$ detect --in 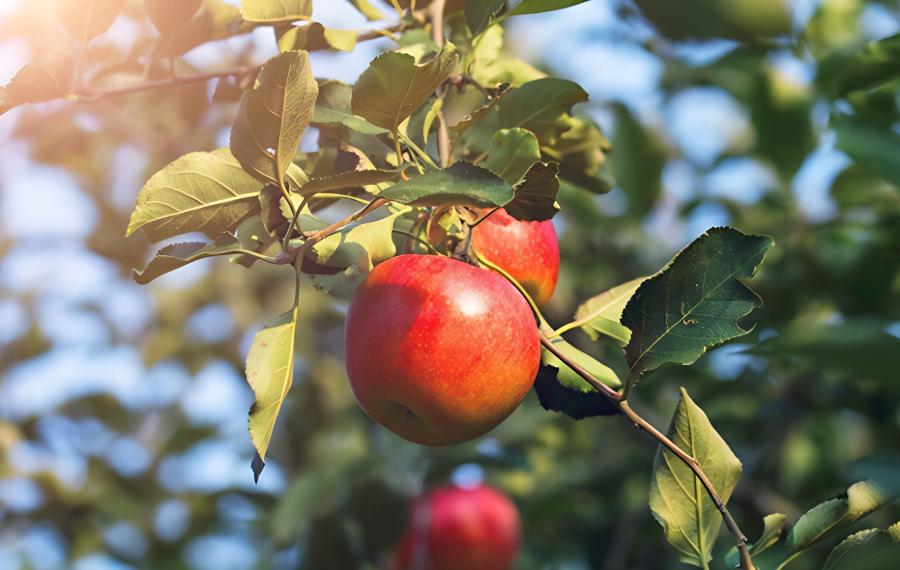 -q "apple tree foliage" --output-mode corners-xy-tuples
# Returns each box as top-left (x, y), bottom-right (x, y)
(1, 0), (898, 568)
